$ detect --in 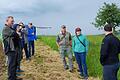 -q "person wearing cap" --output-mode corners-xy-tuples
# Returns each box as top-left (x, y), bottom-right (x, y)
(100, 24), (120, 80)
(72, 27), (89, 79)
(56, 25), (73, 72)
